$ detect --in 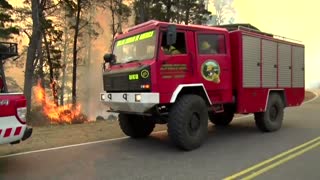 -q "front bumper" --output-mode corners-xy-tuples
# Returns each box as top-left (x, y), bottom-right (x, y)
(100, 92), (160, 113)
(10, 126), (33, 145)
